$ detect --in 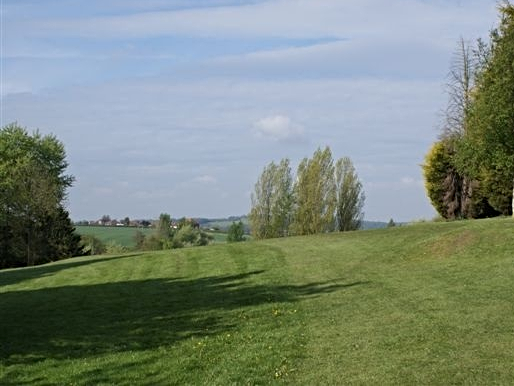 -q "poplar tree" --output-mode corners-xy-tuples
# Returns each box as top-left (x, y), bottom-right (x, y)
(292, 147), (336, 235)
(249, 158), (293, 239)
(335, 157), (365, 231)
(270, 159), (294, 237)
